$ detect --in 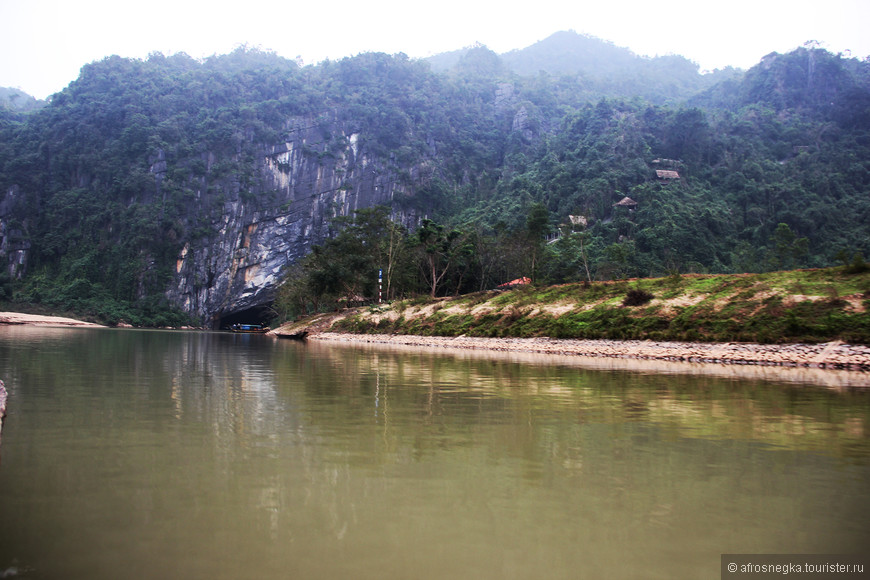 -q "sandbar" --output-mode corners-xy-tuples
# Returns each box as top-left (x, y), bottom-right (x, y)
(0, 312), (103, 327)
